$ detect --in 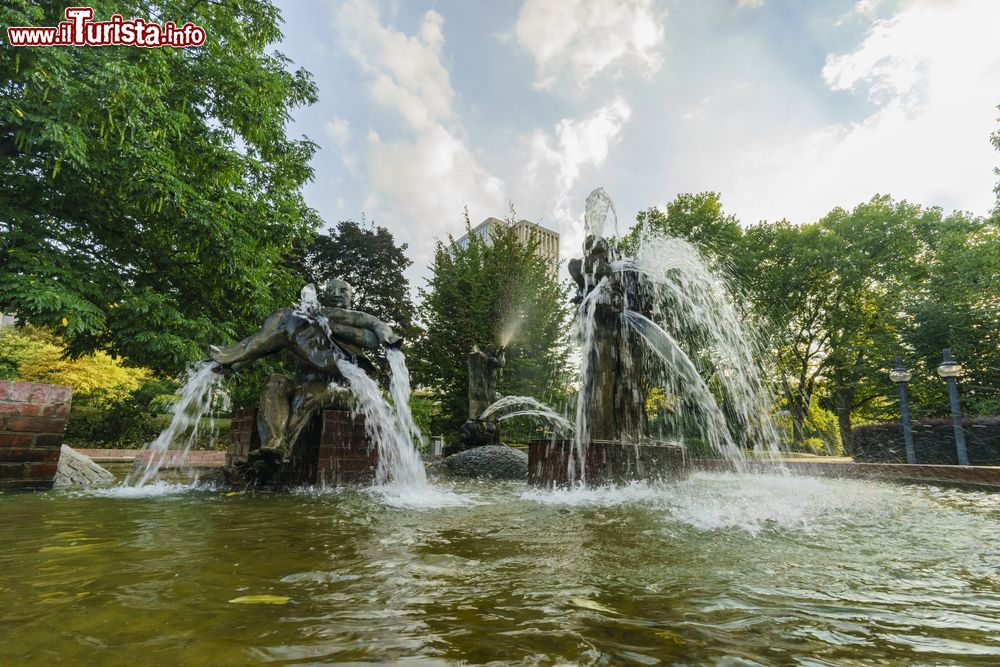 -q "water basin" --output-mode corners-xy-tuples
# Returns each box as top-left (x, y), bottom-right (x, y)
(1, 473), (997, 665)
